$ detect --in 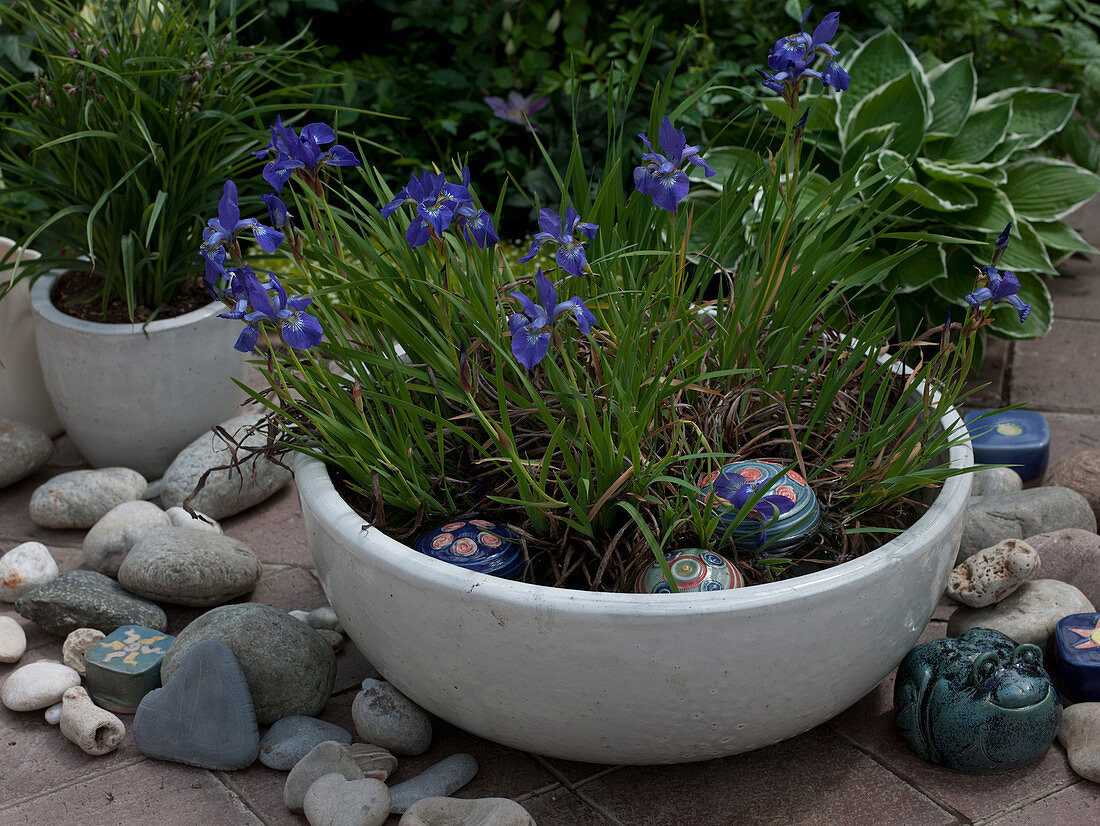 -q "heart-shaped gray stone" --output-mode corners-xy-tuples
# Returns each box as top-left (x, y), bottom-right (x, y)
(132, 639), (259, 770)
